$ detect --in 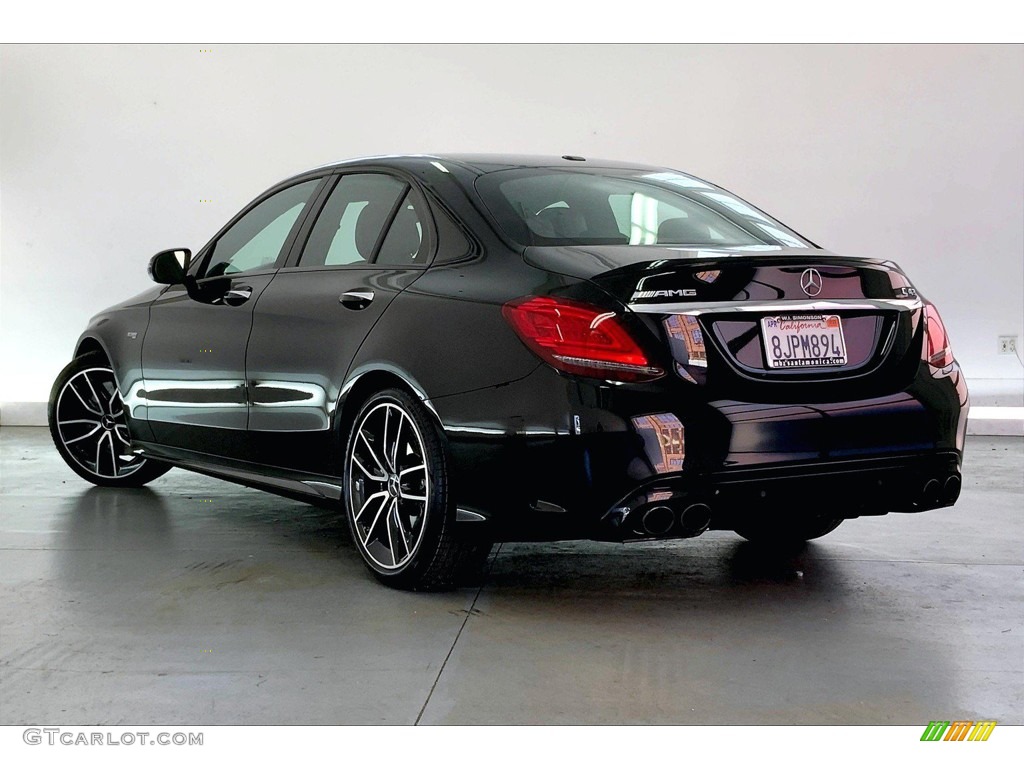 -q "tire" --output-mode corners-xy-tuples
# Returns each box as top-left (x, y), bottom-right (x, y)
(48, 352), (170, 487)
(344, 387), (490, 591)
(733, 514), (843, 545)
